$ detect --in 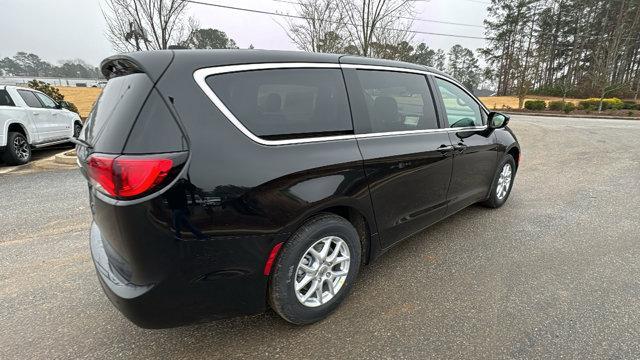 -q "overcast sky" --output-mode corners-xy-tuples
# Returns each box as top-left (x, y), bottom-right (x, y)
(0, 0), (488, 67)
